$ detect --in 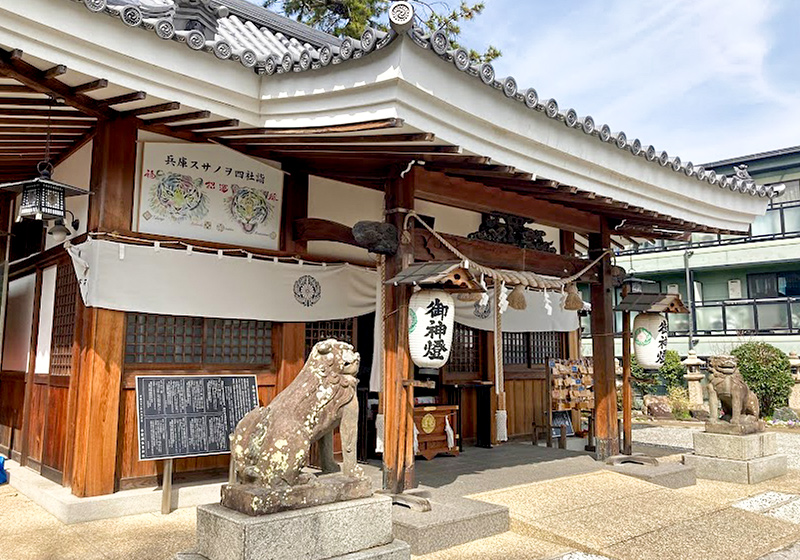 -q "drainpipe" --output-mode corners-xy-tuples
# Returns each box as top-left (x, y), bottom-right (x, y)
(684, 250), (695, 351)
